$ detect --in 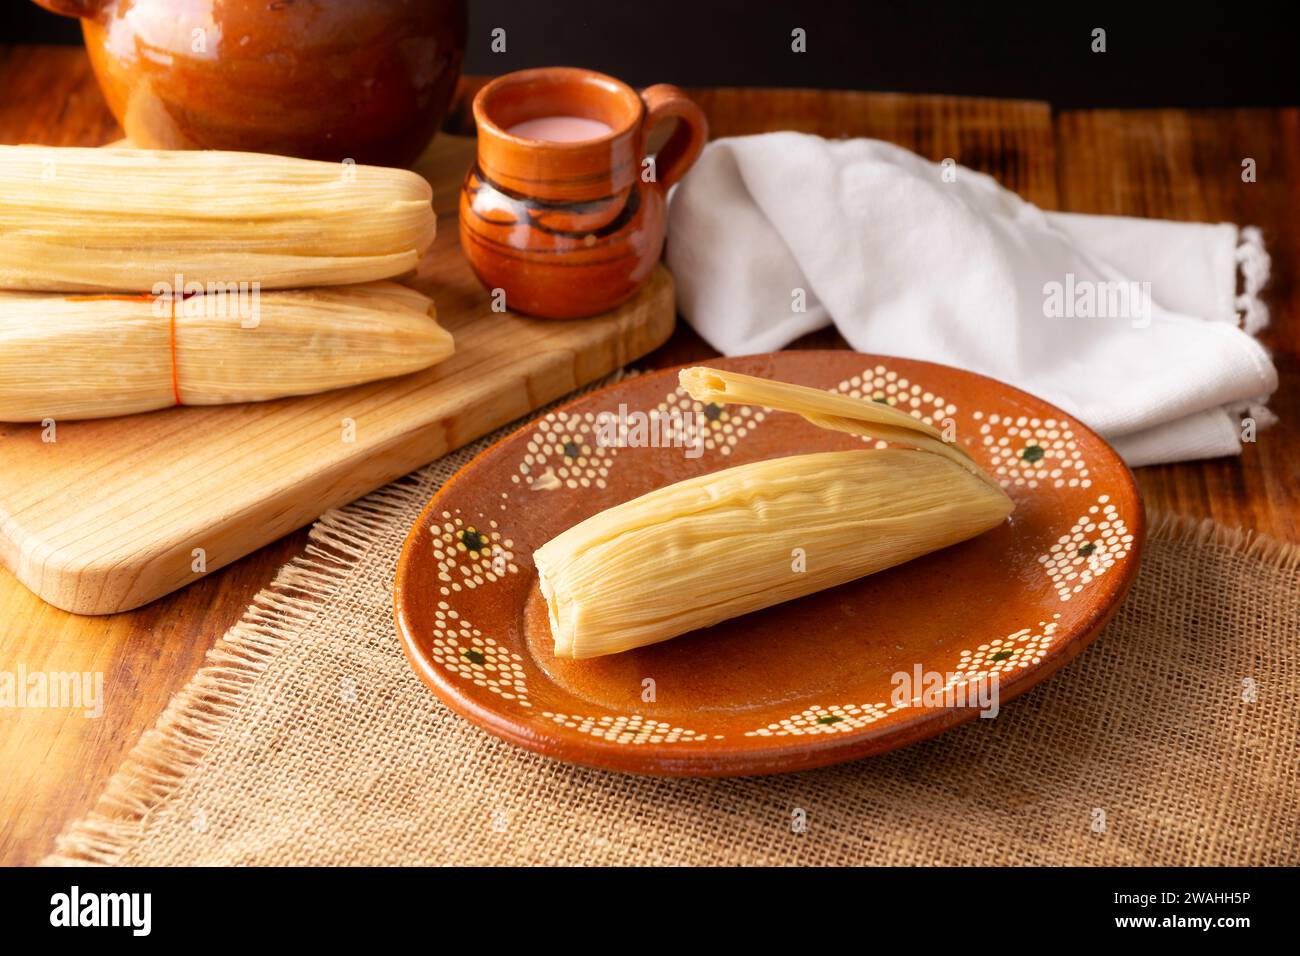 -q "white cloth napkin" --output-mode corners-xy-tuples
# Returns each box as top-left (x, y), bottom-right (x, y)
(665, 132), (1277, 466)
